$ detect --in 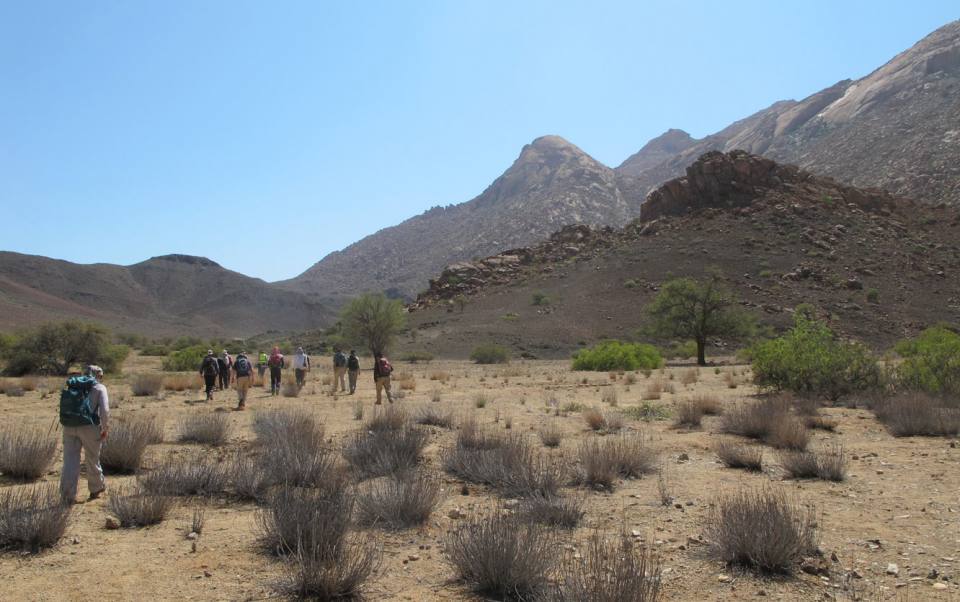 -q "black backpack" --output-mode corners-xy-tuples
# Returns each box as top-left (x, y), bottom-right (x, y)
(235, 356), (251, 376)
(202, 356), (219, 375)
(347, 355), (360, 370)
